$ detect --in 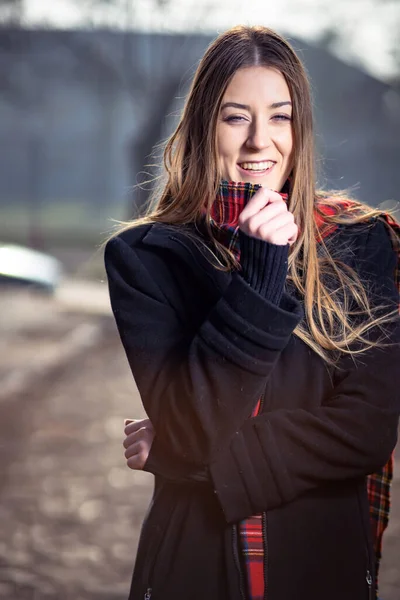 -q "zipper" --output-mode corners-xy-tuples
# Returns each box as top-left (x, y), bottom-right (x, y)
(364, 551), (374, 600)
(262, 513), (268, 600)
(232, 524), (246, 600)
(144, 588), (152, 600)
(356, 487), (375, 600)
(366, 570), (373, 600)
